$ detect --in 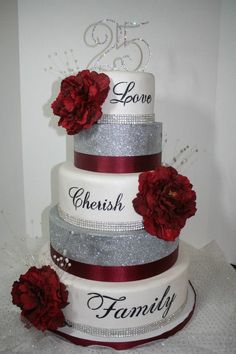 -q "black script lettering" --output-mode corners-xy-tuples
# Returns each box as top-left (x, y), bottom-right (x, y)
(114, 305), (149, 319)
(82, 191), (91, 209)
(68, 187), (125, 212)
(106, 201), (114, 211)
(96, 201), (102, 210)
(111, 81), (135, 105)
(147, 95), (152, 103)
(113, 193), (125, 211)
(86, 287), (177, 321)
(162, 293), (177, 318)
(110, 81), (152, 106)
(128, 305), (149, 317)
(90, 201), (97, 210)
(157, 285), (177, 318)
(149, 297), (159, 314)
(87, 293), (126, 319)
(69, 187), (84, 209)
(114, 308), (129, 319)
